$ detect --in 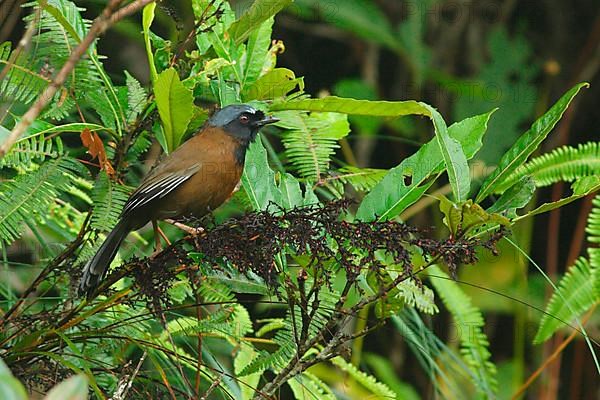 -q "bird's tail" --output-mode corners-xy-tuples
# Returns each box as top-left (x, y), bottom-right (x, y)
(79, 219), (130, 298)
